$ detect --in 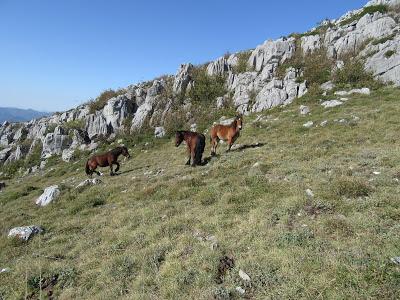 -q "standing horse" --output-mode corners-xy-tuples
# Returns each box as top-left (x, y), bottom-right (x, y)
(85, 146), (130, 177)
(210, 115), (243, 156)
(175, 131), (205, 166)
